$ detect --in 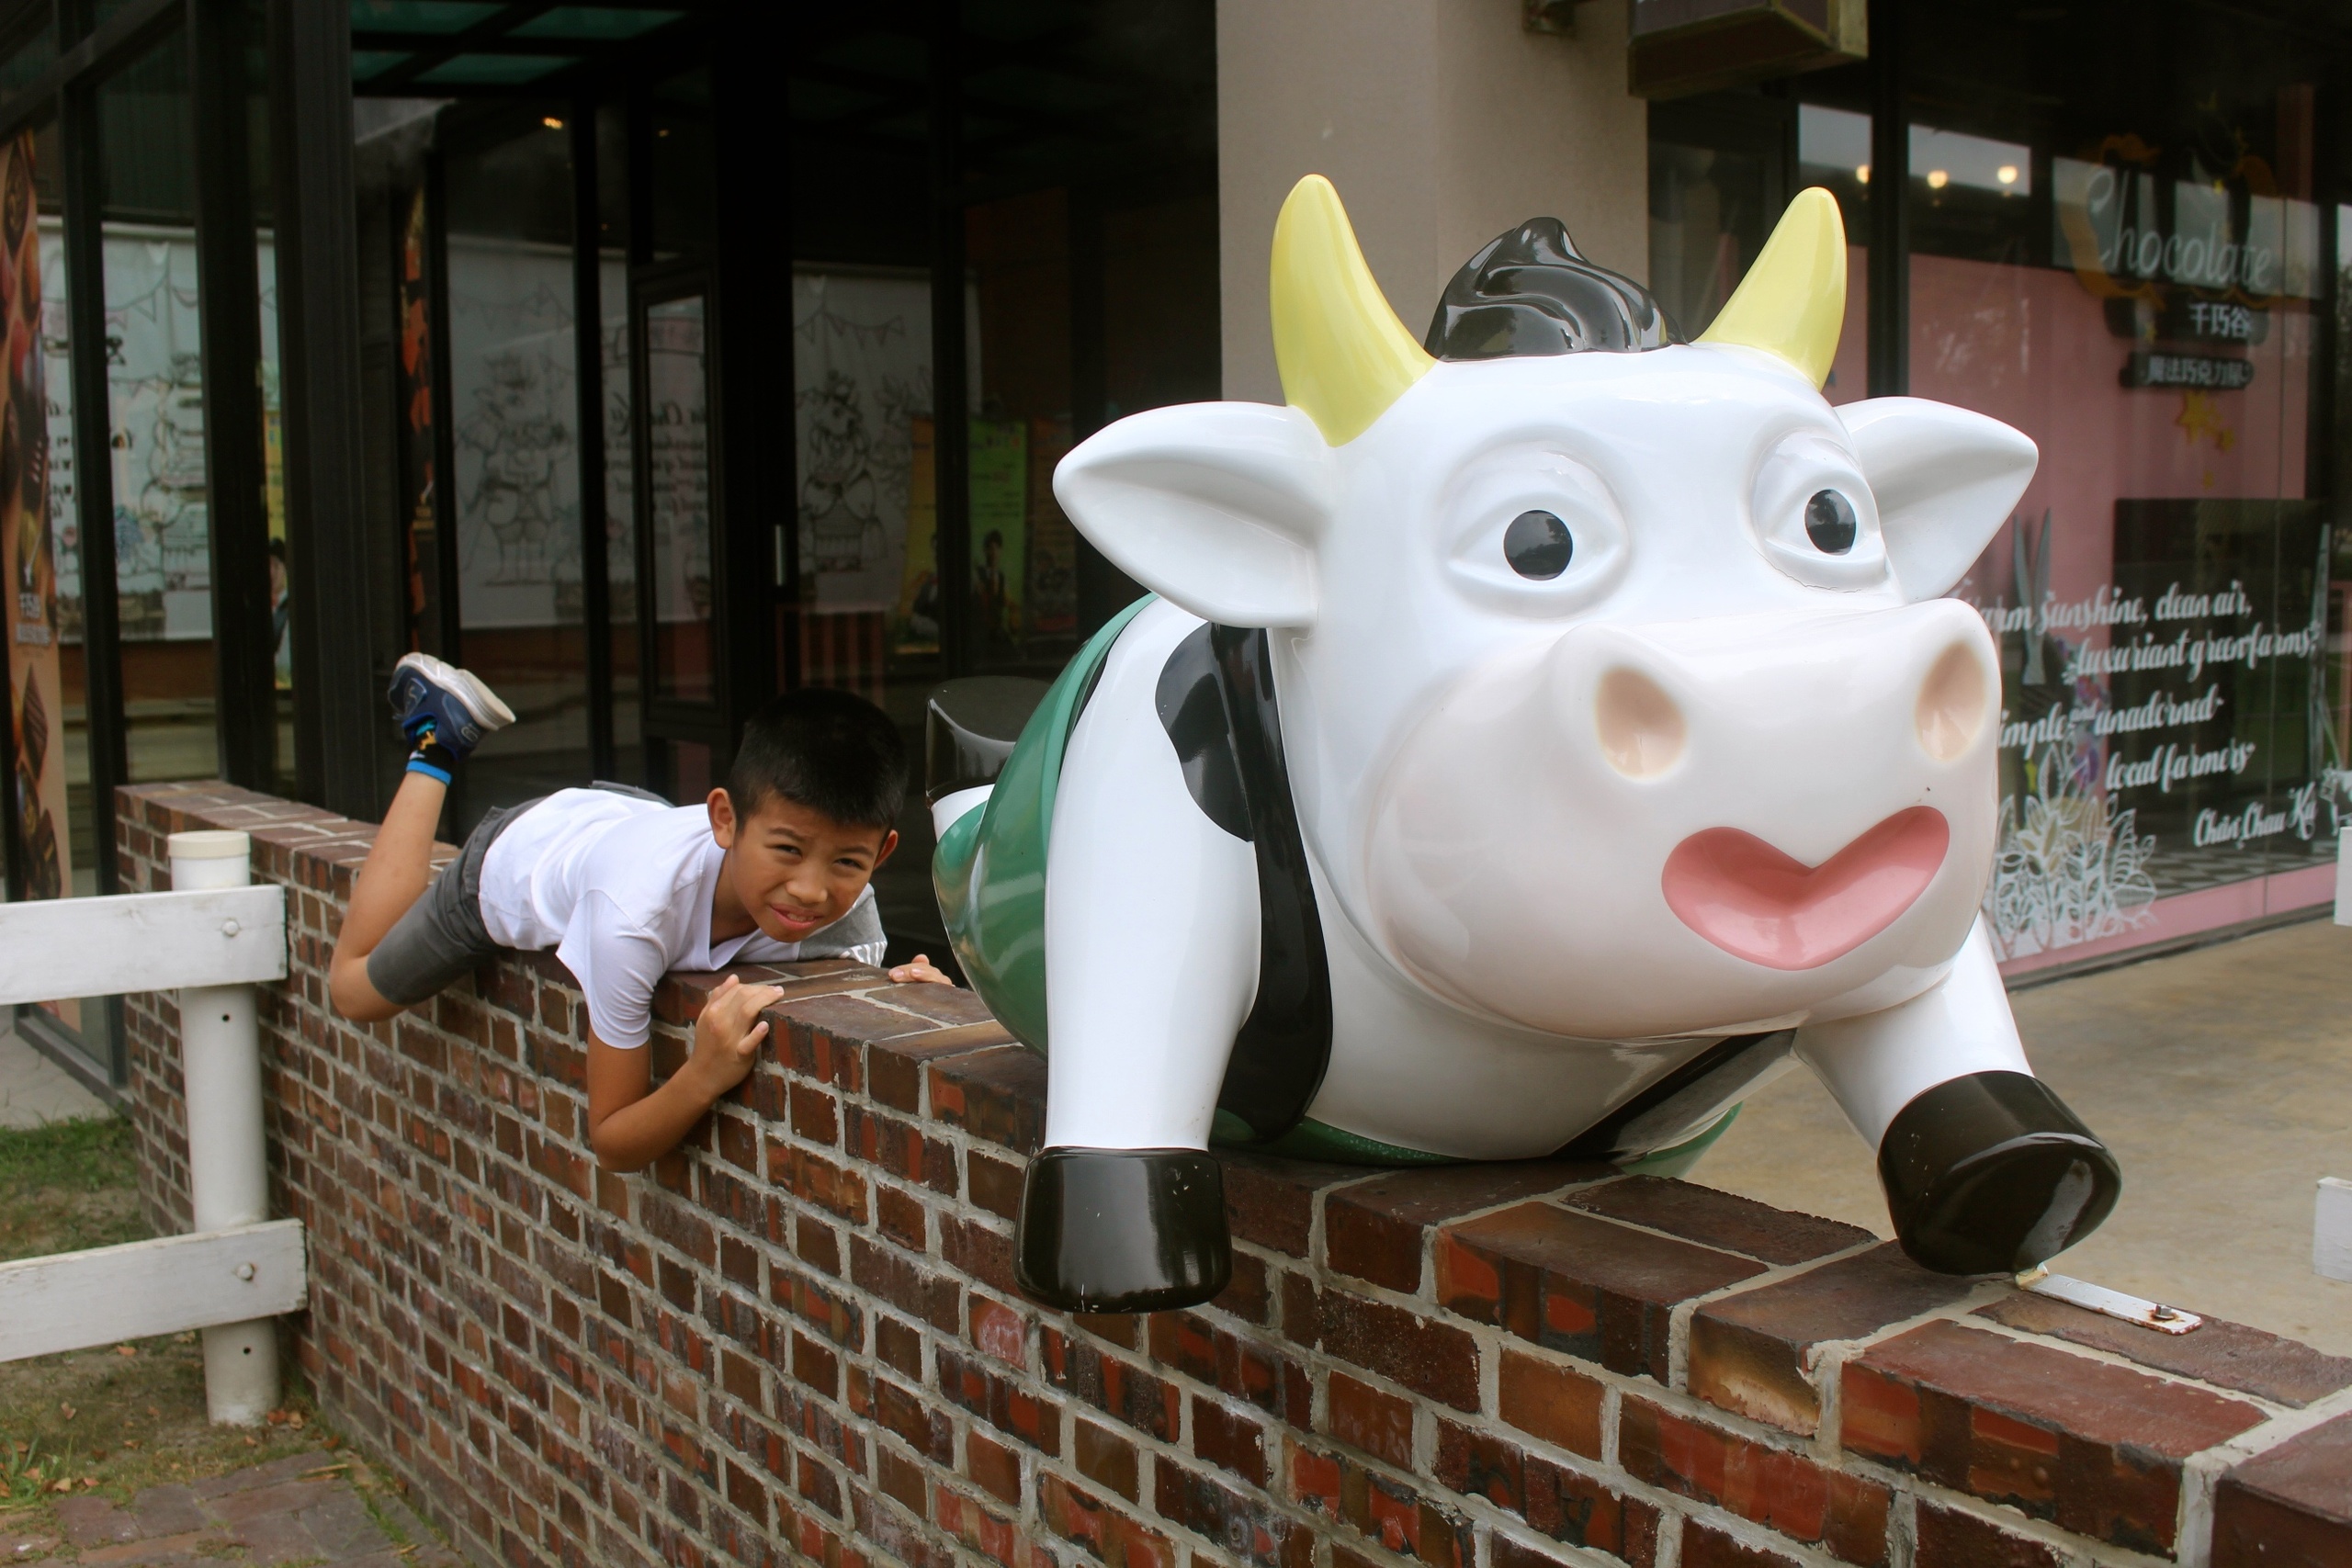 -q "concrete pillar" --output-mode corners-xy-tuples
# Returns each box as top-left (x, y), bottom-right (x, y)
(1216, 0), (1648, 403)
